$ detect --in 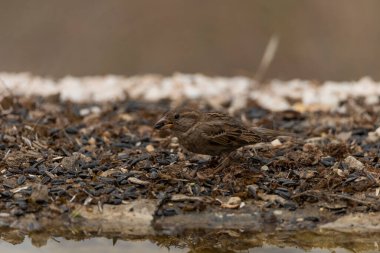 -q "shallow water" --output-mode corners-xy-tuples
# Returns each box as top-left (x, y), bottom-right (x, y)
(0, 237), (356, 253)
